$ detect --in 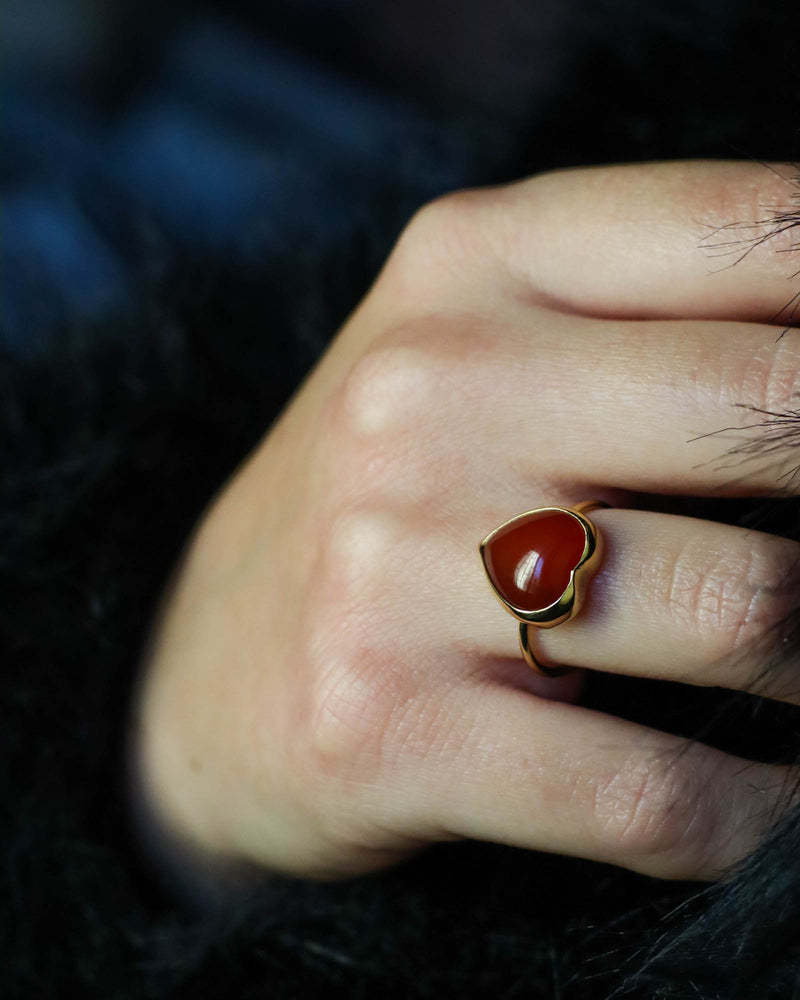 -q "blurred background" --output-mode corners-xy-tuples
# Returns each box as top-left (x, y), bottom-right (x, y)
(5, 0), (550, 357)
(5, 0), (799, 359)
